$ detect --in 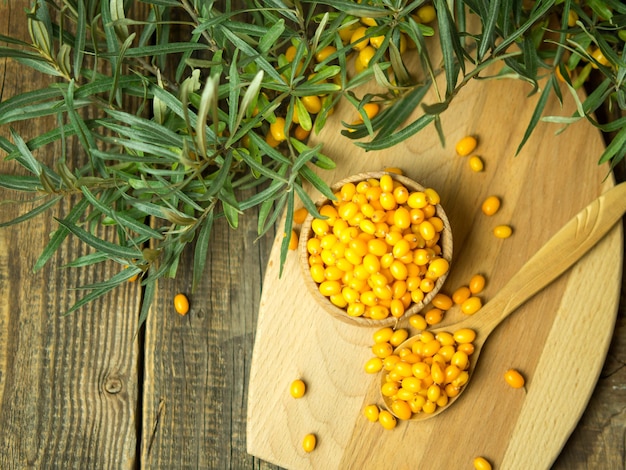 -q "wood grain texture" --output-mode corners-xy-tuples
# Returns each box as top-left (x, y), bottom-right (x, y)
(0, 1), (623, 469)
(0, 1), (141, 468)
(247, 66), (624, 469)
(140, 185), (276, 469)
